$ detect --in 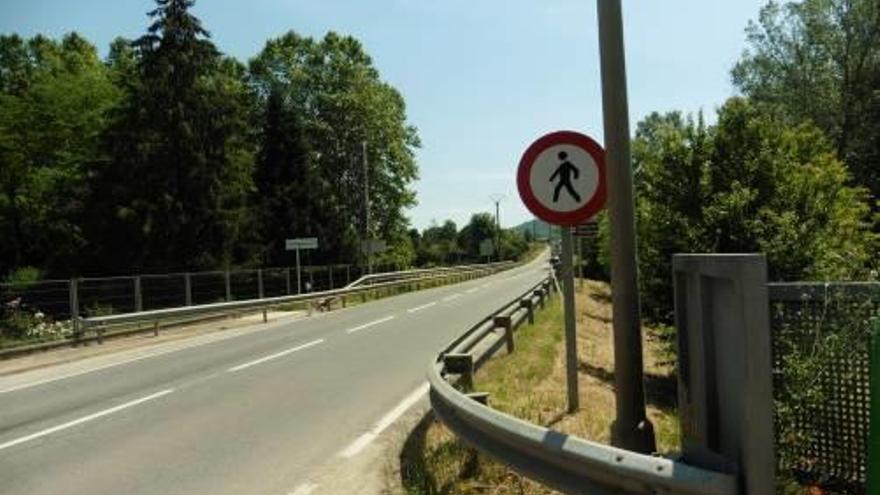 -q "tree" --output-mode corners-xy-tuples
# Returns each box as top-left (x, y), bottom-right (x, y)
(253, 86), (327, 266)
(0, 33), (120, 277)
(87, 0), (255, 273)
(249, 31), (420, 266)
(602, 98), (875, 321)
(733, 0), (880, 201)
